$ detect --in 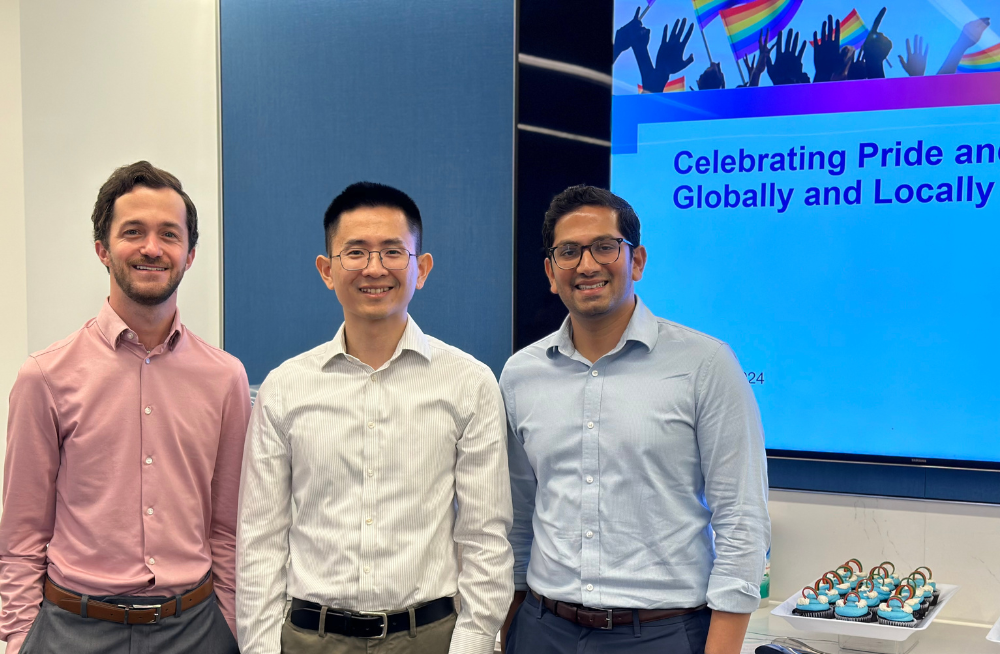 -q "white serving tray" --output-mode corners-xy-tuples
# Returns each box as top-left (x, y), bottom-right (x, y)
(988, 614), (1000, 643)
(771, 584), (959, 642)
